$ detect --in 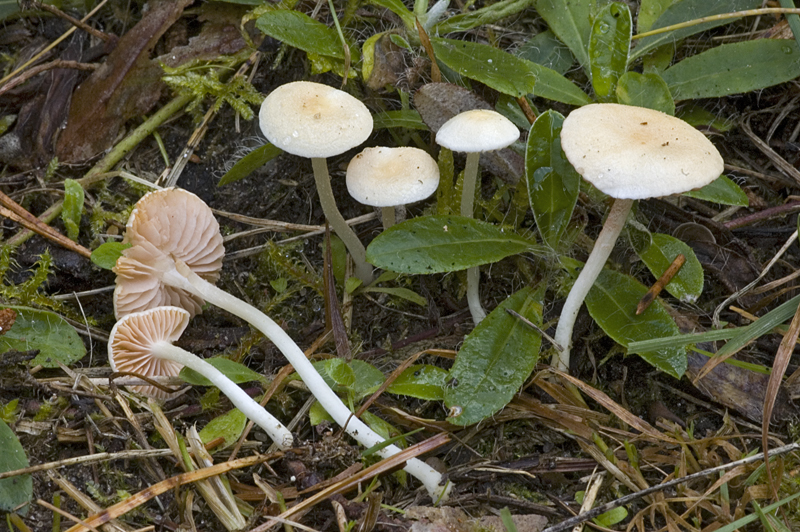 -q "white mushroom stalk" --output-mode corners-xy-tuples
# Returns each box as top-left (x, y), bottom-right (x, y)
(554, 103), (724, 372)
(109, 307), (294, 450)
(436, 110), (519, 325)
(114, 188), (451, 500)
